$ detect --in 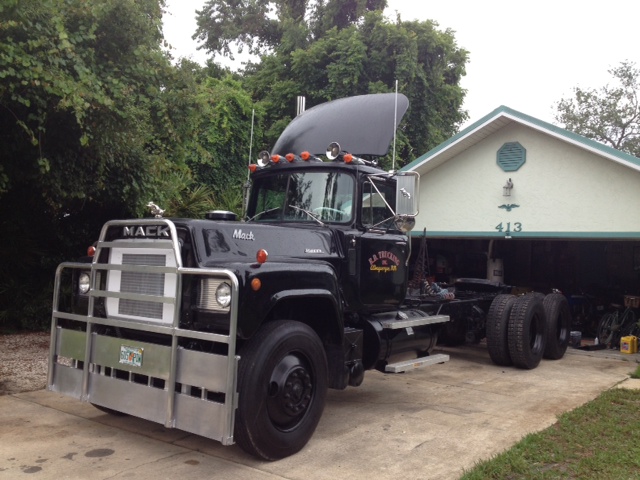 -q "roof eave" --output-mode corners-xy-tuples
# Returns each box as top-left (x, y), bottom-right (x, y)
(402, 106), (640, 174)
